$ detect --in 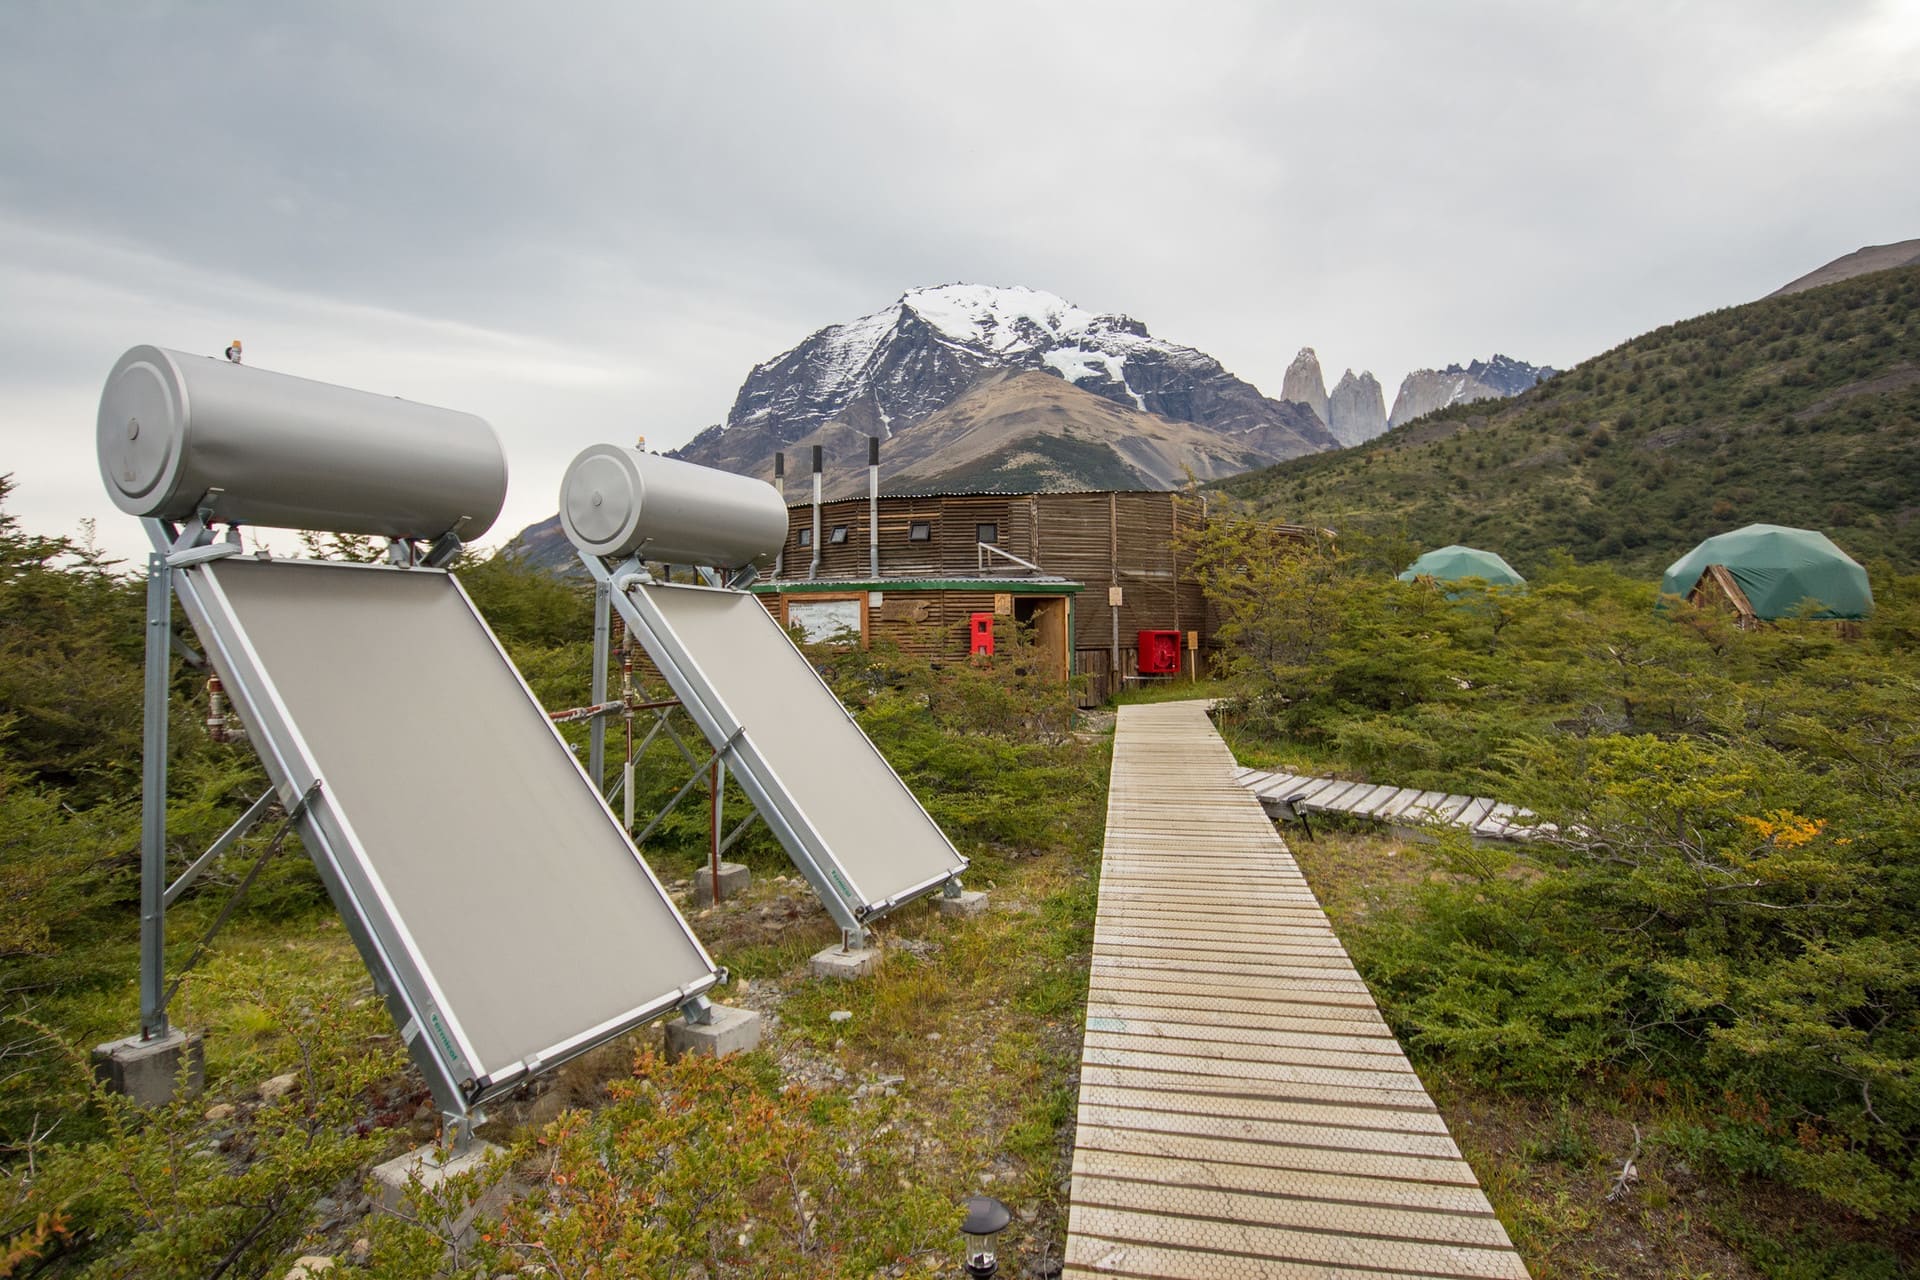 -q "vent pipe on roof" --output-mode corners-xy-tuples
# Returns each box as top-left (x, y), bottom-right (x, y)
(868, 436), (880, 579)
(773, 452), (785, 579)
(809, 446), (823, 580)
